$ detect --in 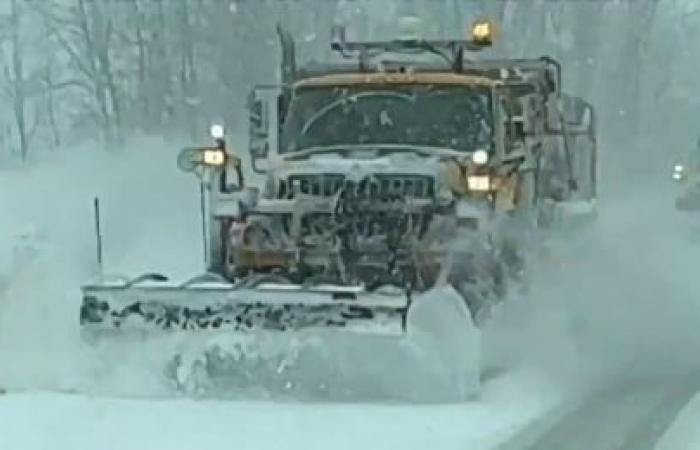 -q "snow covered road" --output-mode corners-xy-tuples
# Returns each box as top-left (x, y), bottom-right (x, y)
(497, 375), (700, 450)
(0, 368), (566, 450)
